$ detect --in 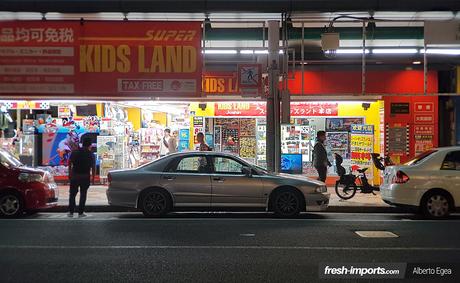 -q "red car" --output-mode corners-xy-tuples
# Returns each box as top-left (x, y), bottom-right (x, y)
(0, 148), (58, 217)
